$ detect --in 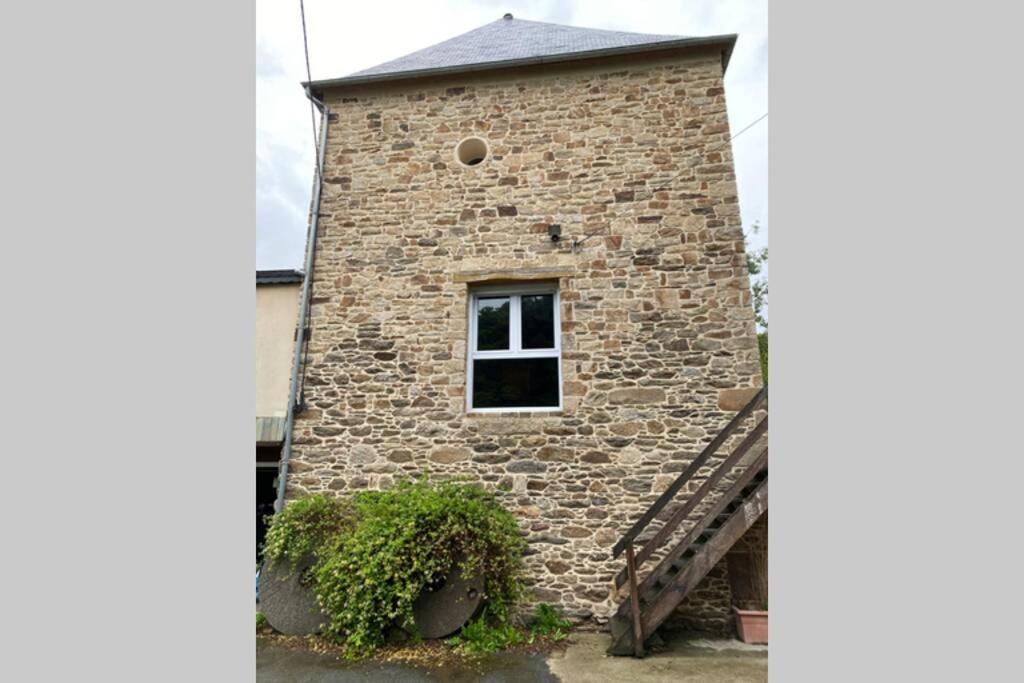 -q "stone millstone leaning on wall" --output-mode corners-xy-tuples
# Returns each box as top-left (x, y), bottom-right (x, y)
(285, 20), (763, 632)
